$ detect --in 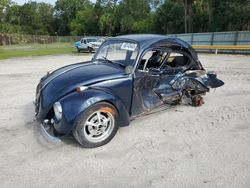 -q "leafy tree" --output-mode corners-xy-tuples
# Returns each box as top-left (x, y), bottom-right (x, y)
(192, 0), (209, 32)
(0, 0), (11, 20)
(0, 0), (12, 32)
(54, 0), (91, 35)
(209, 0), (250, 31)
(38, 3), (54, 34)
(70, 4), (100, 35)
(115, 0), (152, 33)
(0, 0), (250, 36)
(15, 2), (54, 35)
(155, 0), (185, 34)
(98, 0), (117, 35)
(100, 12), (115, 35)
